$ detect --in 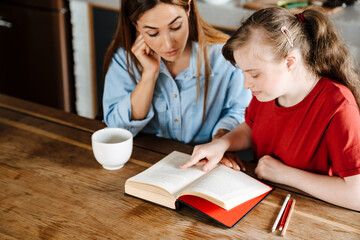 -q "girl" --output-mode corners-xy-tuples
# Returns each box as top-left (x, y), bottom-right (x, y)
(181, 7), (360, 211)
(102, 0), (252, 149)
